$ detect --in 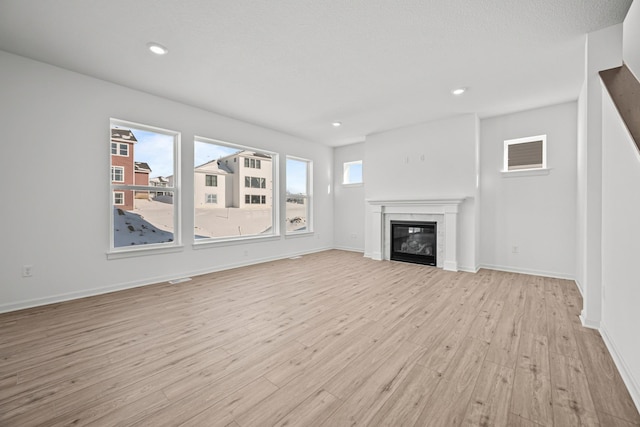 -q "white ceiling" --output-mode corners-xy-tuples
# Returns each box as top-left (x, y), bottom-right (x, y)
(0, 0), (632, 146)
